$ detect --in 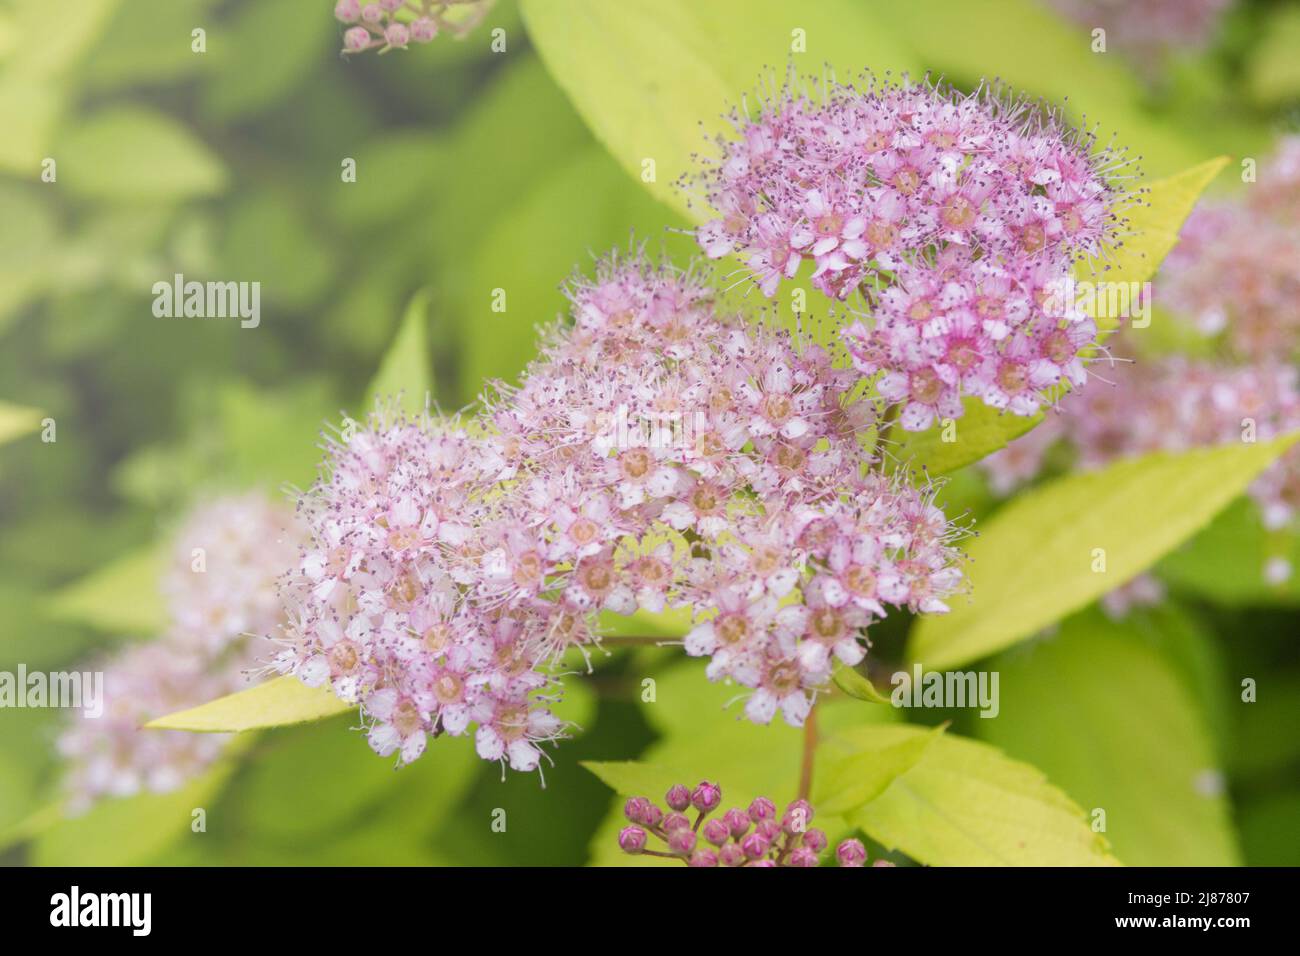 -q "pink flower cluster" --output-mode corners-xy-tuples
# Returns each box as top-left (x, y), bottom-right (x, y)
(1160, 138), (1300, 363)
(618, 781), (890, 867)
(59, 494), (300, 812)
(1045, 0), (1231, 66)
(276, 251), (966, 773)
(334, 0), (492, 55)
(692, 74), (1132, 432)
